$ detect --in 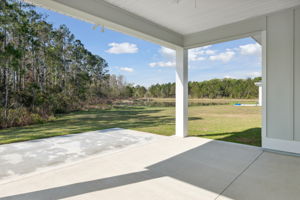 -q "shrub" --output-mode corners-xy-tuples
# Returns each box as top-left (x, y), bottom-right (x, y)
(0, 107), (47, 129)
